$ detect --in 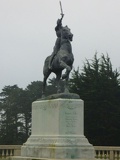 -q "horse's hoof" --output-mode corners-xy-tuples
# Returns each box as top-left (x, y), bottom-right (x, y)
(66, 66), (71, 72)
